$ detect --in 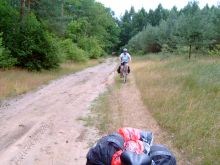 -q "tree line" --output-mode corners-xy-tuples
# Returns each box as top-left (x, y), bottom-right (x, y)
(121, 2), (220, 58)
(0, 1), (220, 70)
